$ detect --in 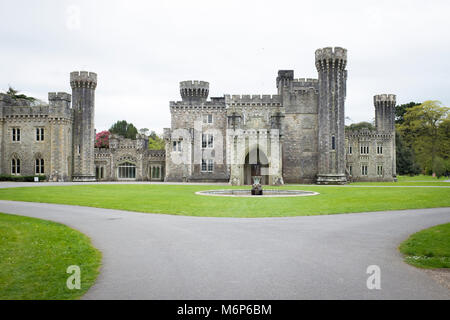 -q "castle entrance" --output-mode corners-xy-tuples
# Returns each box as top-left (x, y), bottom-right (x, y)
(243, 148), (269, 185)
